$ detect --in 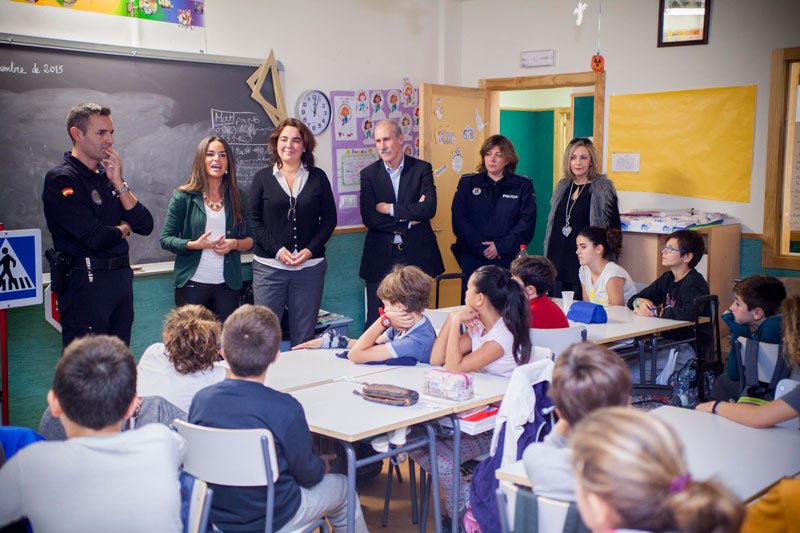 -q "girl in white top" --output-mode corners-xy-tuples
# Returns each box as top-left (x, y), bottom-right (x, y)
(430, 265), (531, 378)
(576, 226), (636, 306)
(137, 304), (226, 413)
